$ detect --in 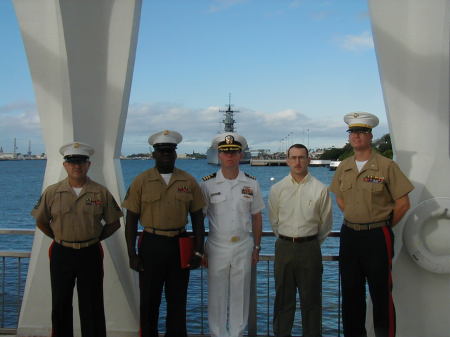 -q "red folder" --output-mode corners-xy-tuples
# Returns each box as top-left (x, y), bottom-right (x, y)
(179, 236), (195, 269)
